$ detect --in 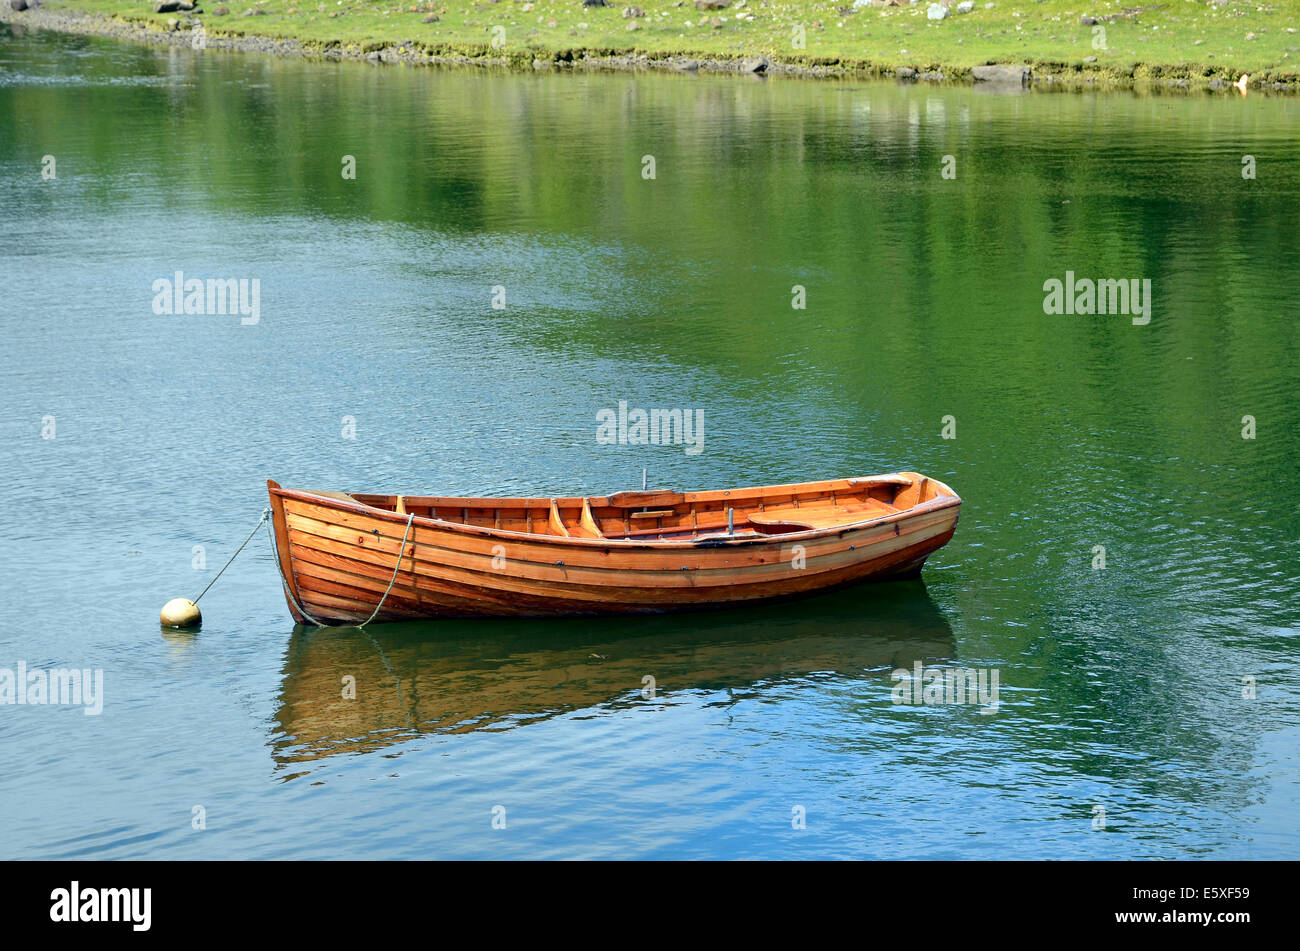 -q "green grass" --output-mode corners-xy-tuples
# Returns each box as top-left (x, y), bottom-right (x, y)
(43, 0), (1300, 82)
